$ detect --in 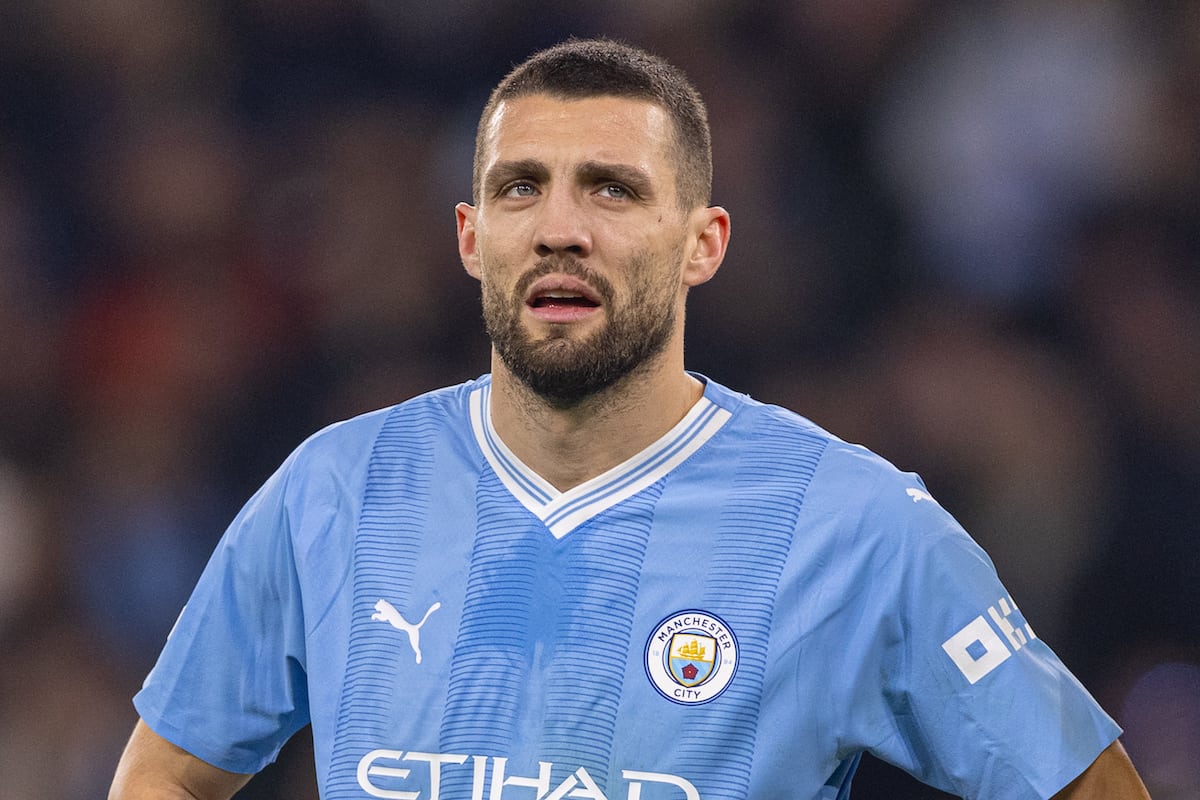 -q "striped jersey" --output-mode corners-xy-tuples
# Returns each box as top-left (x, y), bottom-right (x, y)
(134, 375), (1119, 799)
